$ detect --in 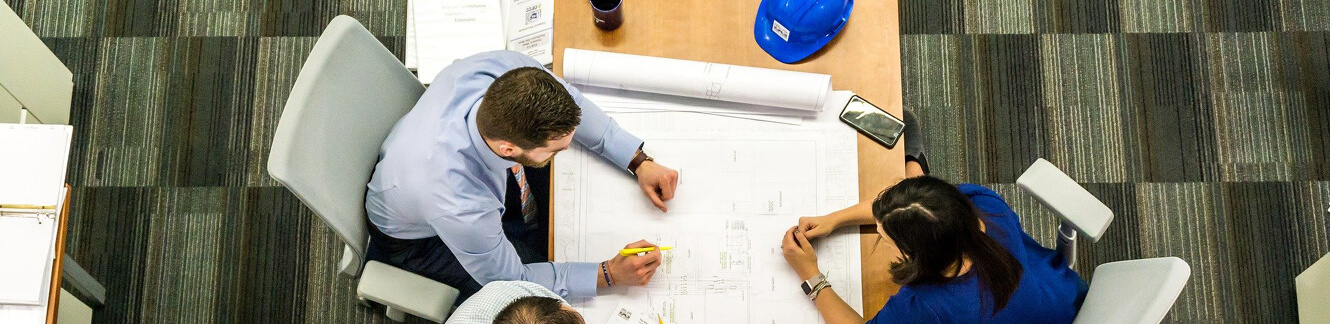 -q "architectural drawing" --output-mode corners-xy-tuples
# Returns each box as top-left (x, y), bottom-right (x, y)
(553, 130), (863, 324)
